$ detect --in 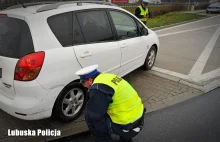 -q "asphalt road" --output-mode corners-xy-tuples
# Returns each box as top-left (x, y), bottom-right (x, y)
(52, 87), (220, 142)
(153, 14), (220, 86)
